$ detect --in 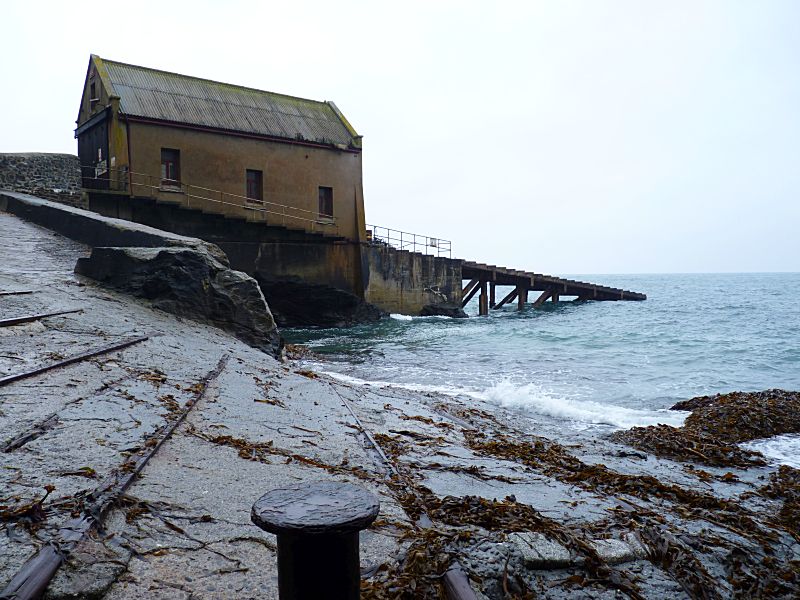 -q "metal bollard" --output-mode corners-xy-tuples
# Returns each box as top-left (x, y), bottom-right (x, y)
(251, 481), (380, 600)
